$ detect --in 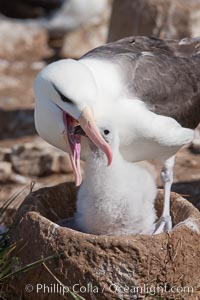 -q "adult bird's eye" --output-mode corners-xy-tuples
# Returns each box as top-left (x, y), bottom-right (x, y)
(104, 129), (110, 135)
(52, 83), (73, 104)
(59, 94), (73, 104)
